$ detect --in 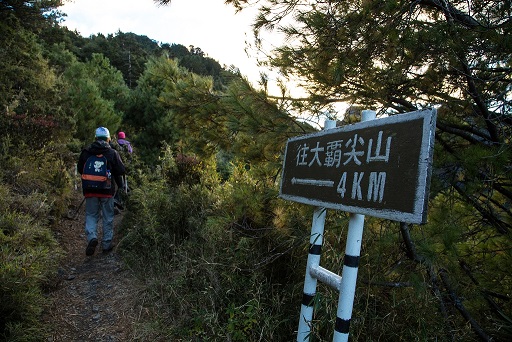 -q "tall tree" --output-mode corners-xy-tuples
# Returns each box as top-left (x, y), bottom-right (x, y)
(124, 56), (184, 164)
(78, 32), (161, 88)
(0, 6), (72, 148)
(0, 0), (64, 33)
(60, 53), (127, 144)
